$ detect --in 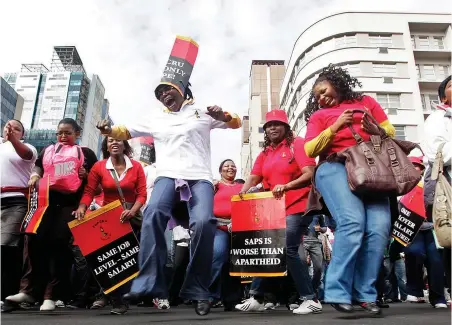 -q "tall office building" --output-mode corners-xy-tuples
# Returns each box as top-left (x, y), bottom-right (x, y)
(241, 60), (285, 178)
(1, 77), (24, 129)
(279, 11), (451, 148)
(81, 75), (105, 156)
(96, 98), (110, 158)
